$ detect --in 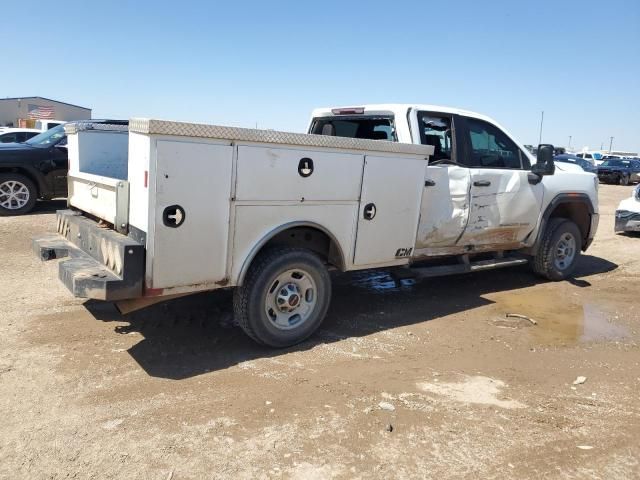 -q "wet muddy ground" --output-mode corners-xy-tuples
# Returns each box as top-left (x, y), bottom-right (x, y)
(1, 185), (639, 479)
